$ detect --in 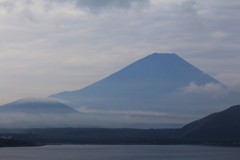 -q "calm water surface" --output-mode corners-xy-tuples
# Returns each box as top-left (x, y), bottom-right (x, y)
(0, 145), (240, 160)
